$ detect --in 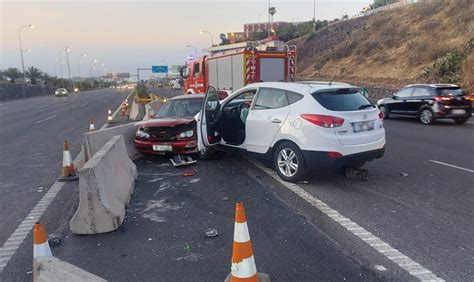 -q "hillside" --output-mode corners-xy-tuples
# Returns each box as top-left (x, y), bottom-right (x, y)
(292, 0), (474, 92)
